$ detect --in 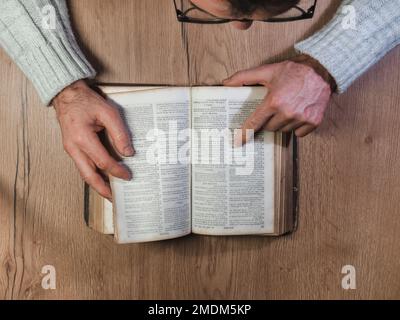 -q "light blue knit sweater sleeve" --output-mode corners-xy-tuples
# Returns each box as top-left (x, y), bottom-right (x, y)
(0, 0), (96, 105)
(295, 0), (400, 93)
